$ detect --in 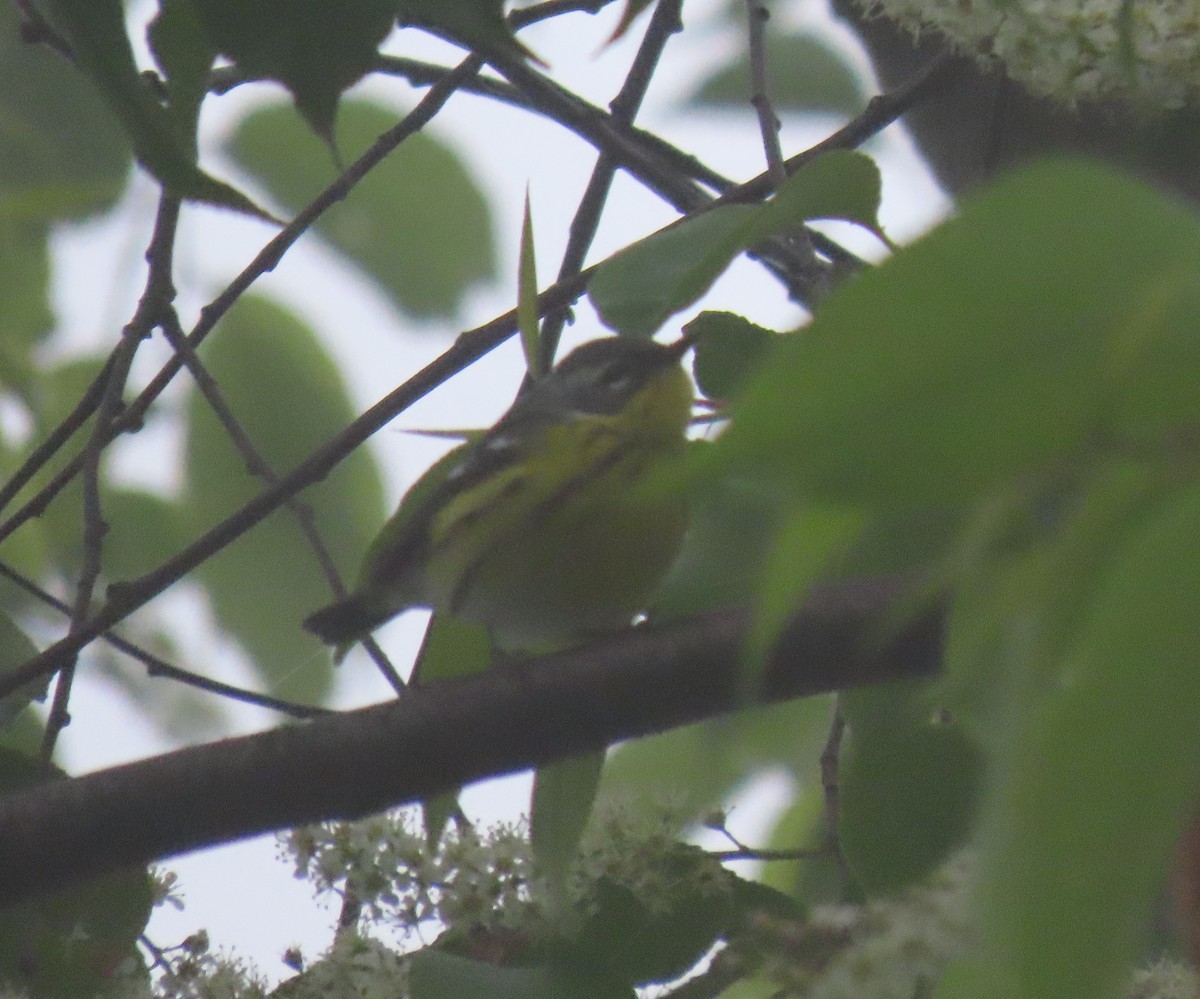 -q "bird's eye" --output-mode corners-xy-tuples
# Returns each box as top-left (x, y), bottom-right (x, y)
(597, 364), (634, 393)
